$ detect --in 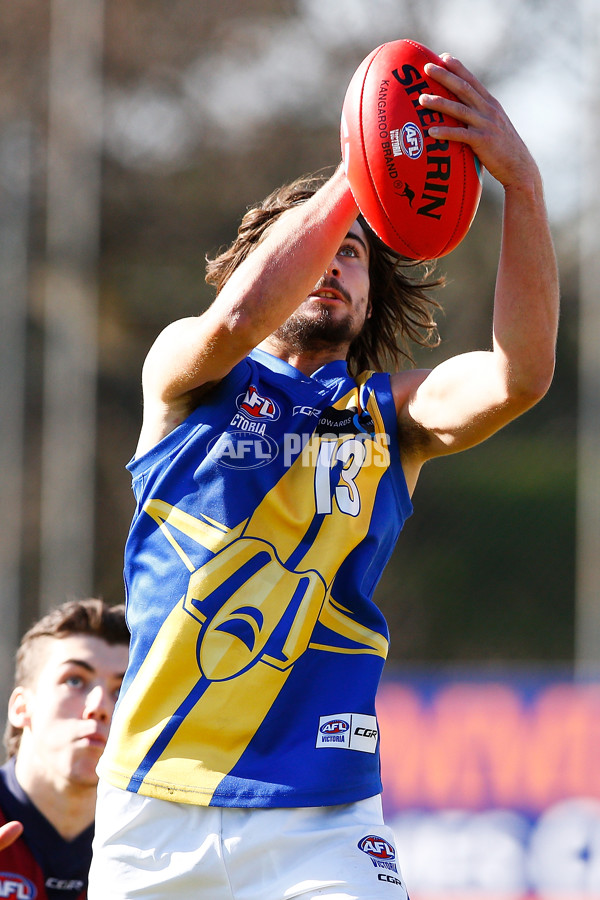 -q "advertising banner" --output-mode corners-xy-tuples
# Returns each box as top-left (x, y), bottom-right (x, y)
(378, 671), (600, 899)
